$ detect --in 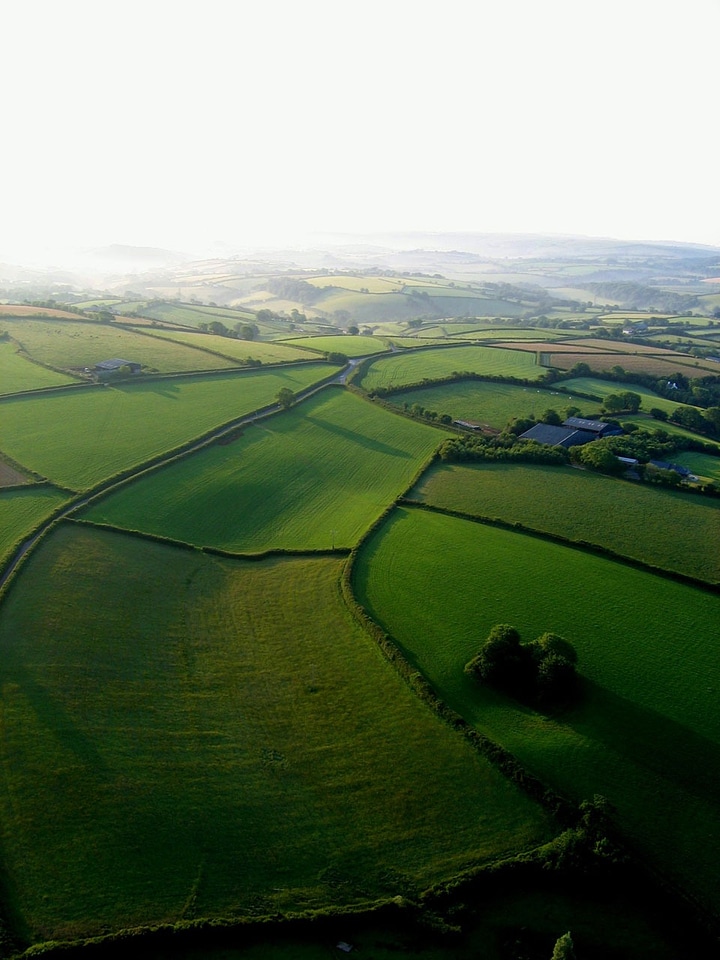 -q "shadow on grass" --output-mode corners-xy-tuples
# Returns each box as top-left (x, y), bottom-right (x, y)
(305, 415), (413, 459)
(562, 678), (720, 806)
